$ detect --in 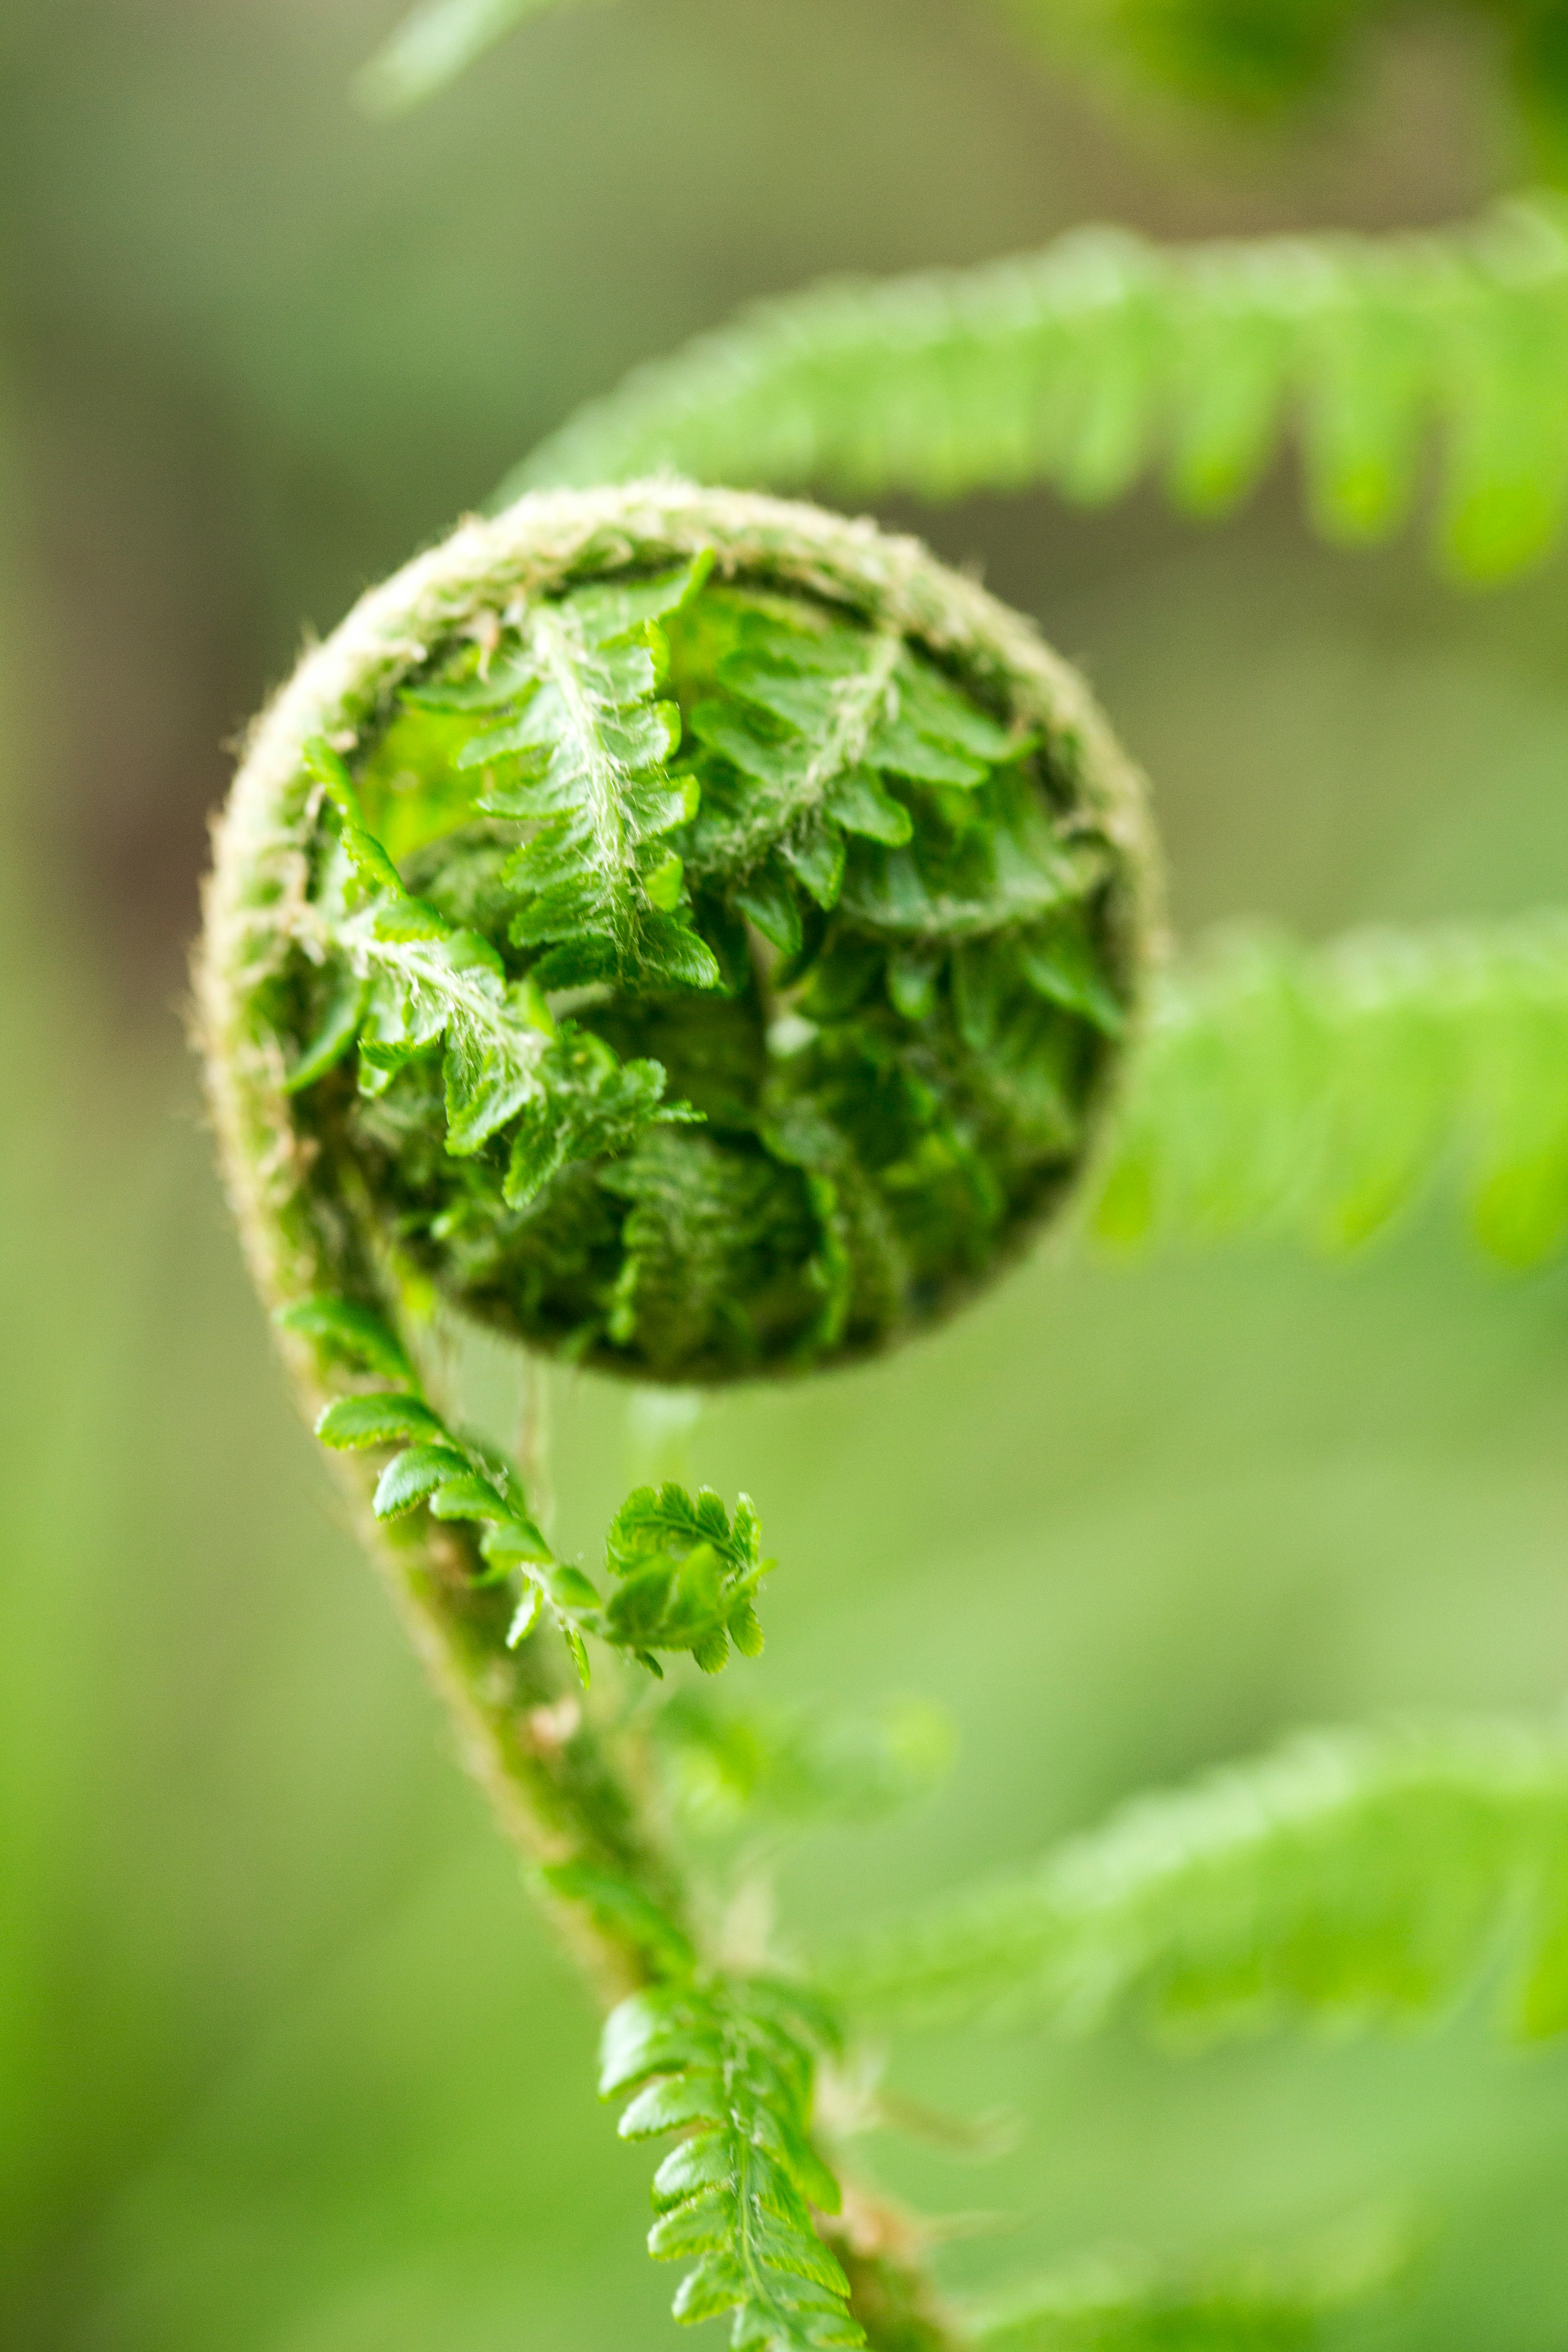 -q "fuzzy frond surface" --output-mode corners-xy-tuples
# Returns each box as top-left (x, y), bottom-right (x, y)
(820, 1721), (1568, 2041)
(510, 194), (1568, 583)
(270, 506), (1146, 1384)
